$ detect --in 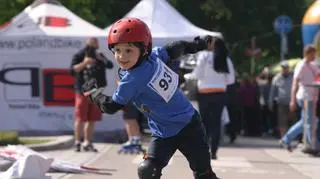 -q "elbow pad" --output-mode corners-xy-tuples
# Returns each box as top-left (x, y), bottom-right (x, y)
(164, 40), (207, 60)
